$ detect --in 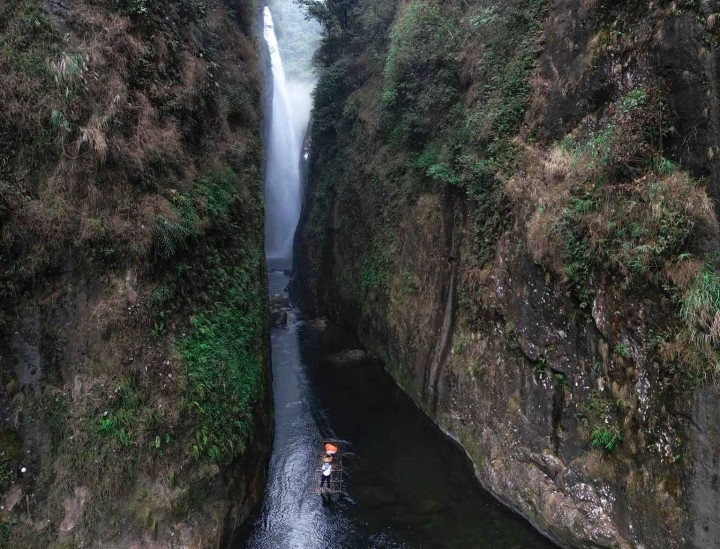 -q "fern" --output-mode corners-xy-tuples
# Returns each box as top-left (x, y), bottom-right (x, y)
(147, 283), (175, 307)
(153, 200), (200, 259)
